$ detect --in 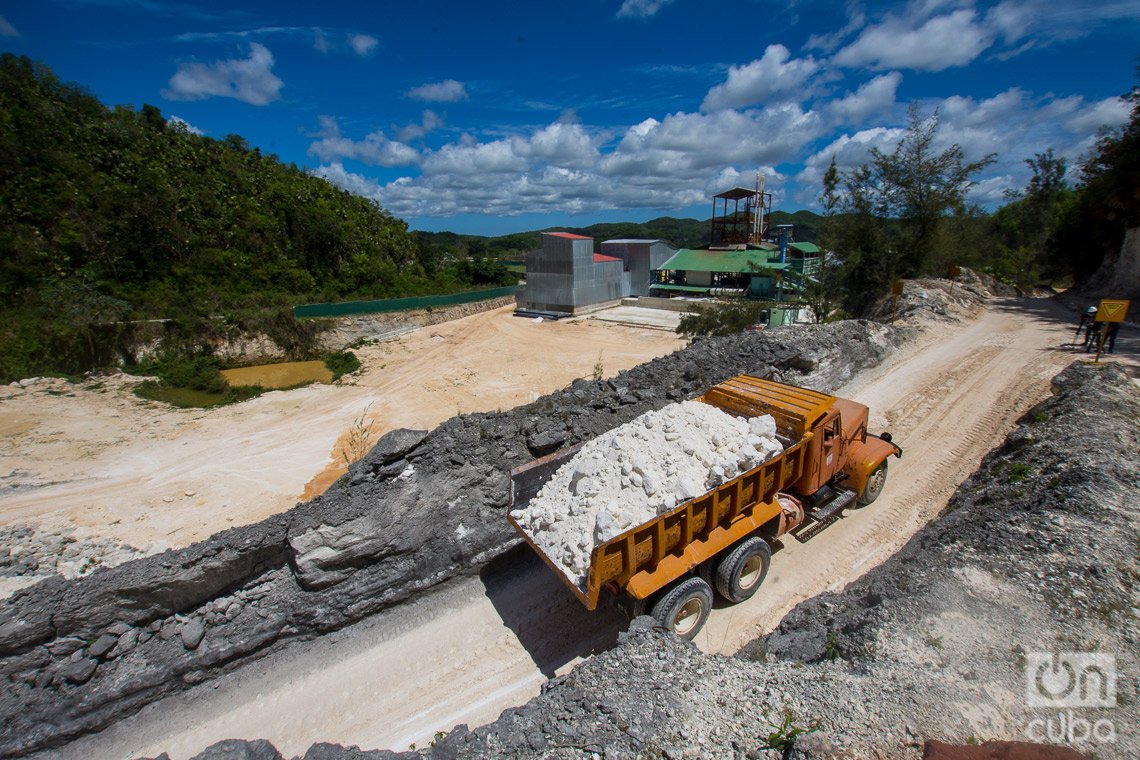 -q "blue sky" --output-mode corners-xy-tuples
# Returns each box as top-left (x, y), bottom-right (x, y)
(2, 0), (1137, 235)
